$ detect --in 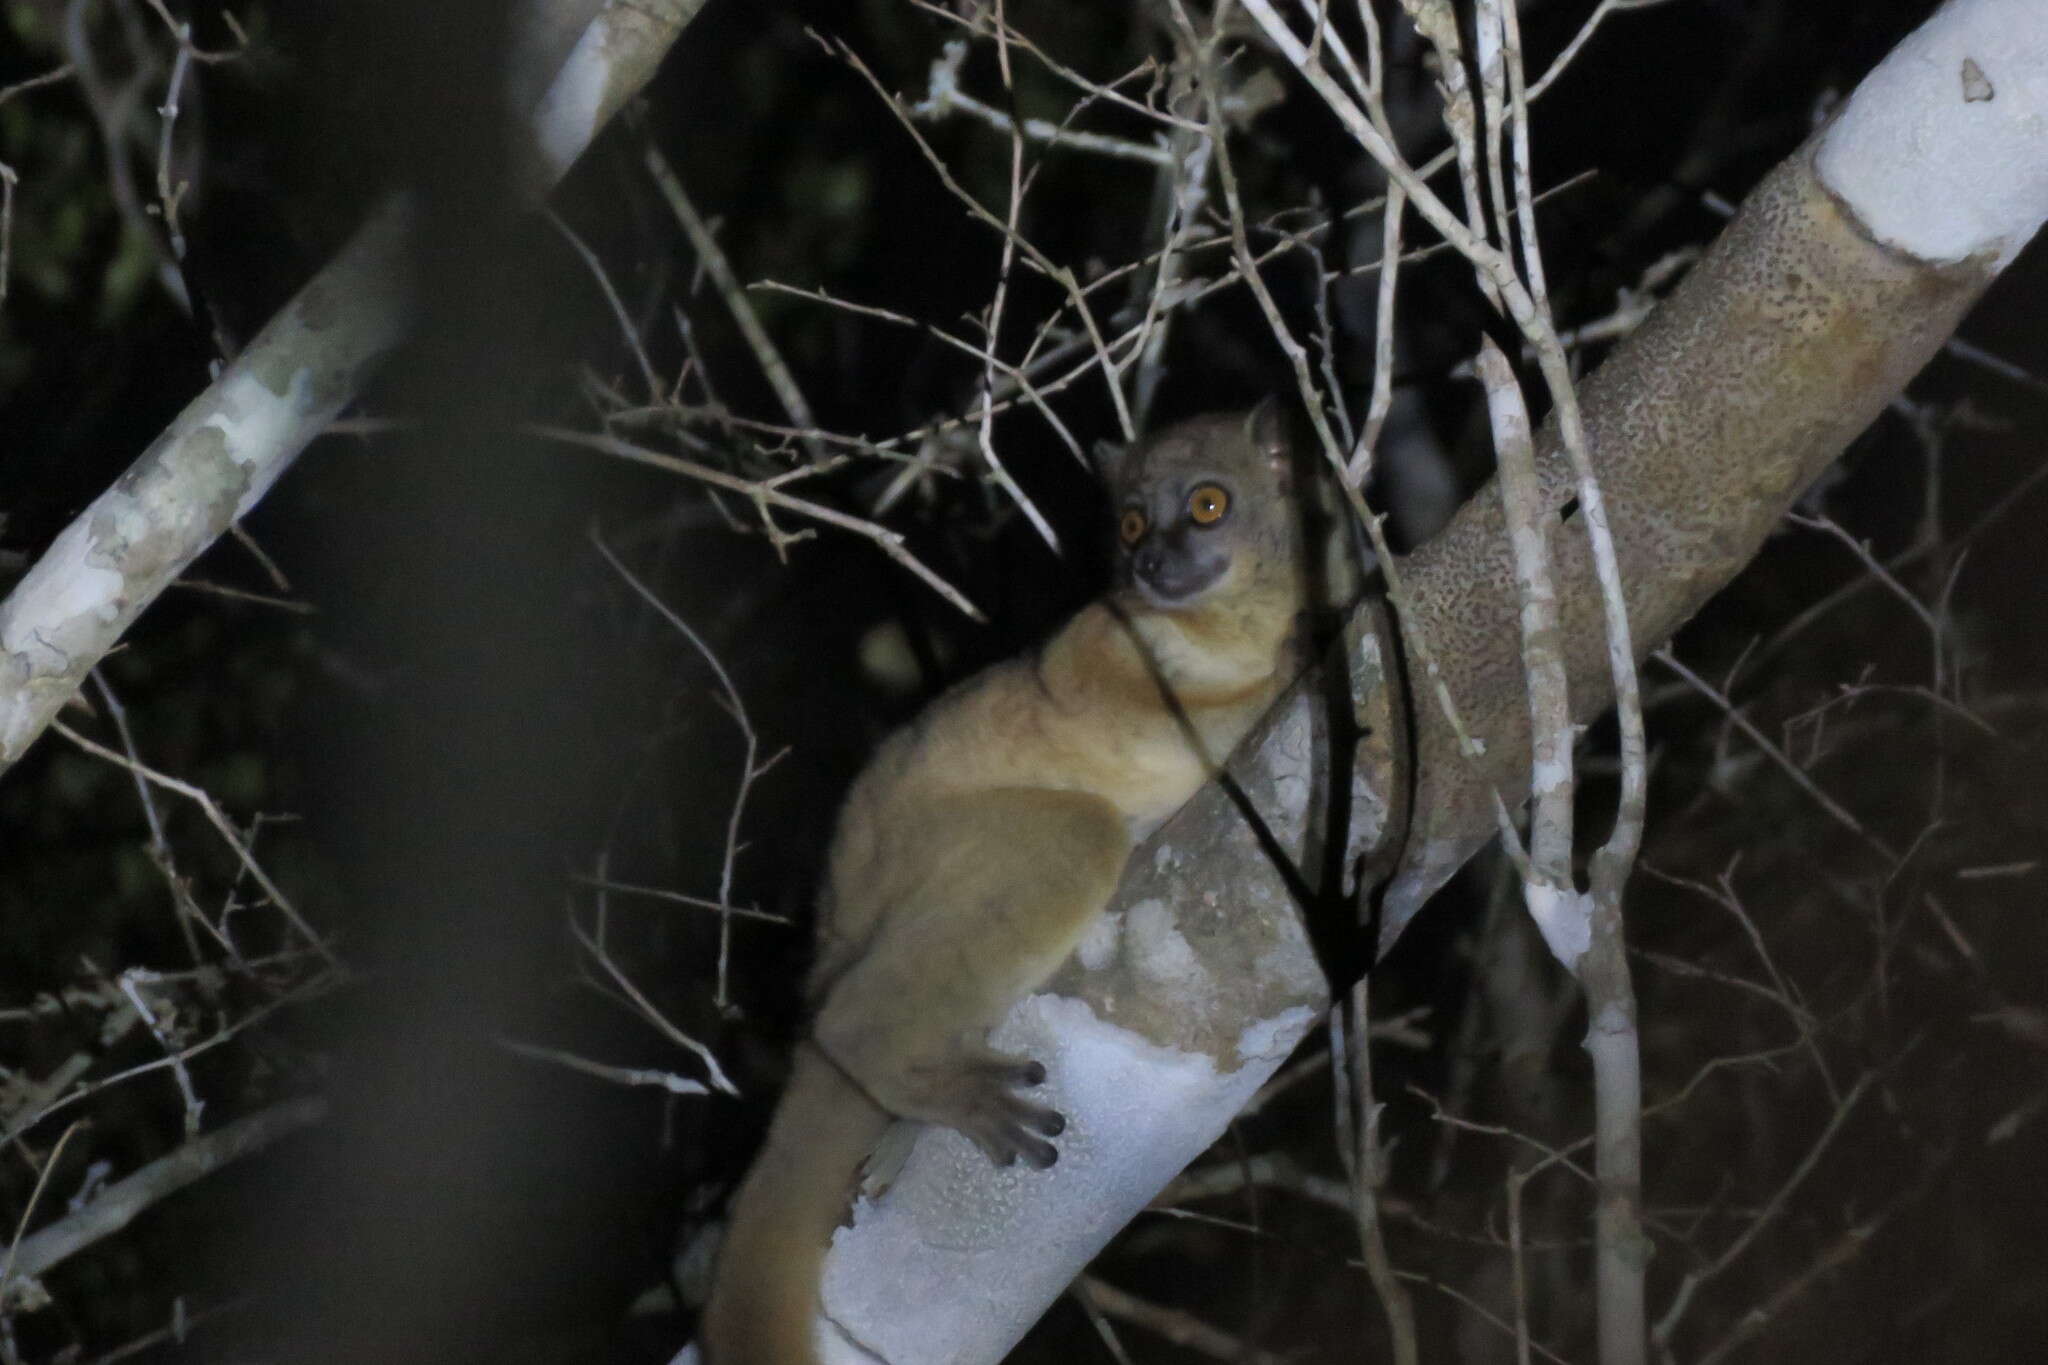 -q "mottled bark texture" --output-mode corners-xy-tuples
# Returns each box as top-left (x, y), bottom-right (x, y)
(1378, 142), (1992, 952)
